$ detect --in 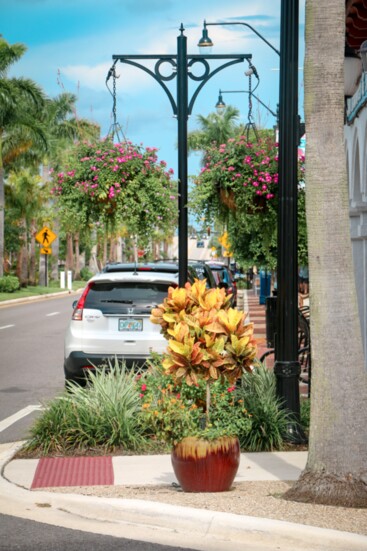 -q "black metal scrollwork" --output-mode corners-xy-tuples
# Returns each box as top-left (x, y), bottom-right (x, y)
(154, 58), (177, 81)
